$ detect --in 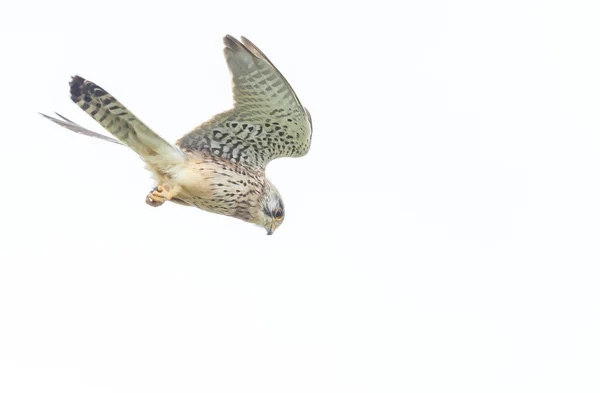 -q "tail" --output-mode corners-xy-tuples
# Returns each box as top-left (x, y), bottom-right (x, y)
(66, 75), (183, 168)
